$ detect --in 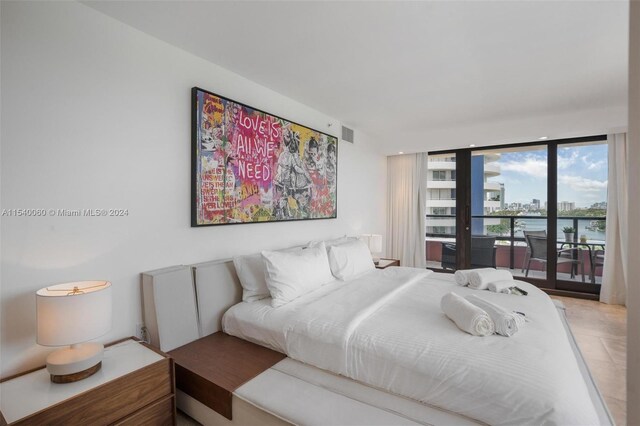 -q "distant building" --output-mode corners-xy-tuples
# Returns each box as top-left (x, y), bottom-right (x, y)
(532, 199), (540, 210)
(558, 201), (576, 212)
(591, 201), (607, 209)
(507, 202), (522, 211)
(499, 183), (505, 210)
